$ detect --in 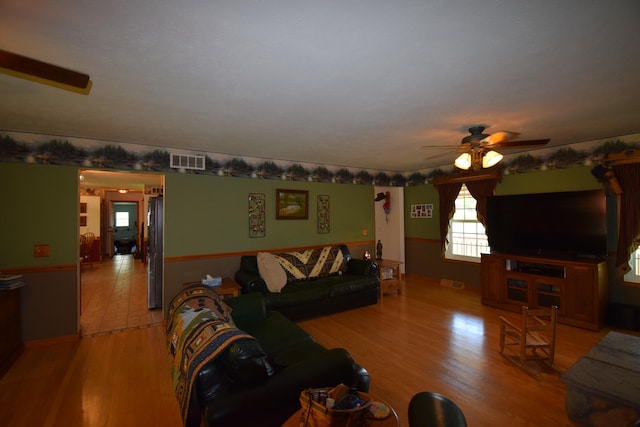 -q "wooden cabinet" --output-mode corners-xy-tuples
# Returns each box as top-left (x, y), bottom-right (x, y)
(481, 253), (608, 331)
(377, 259), (403, 298)
(0, 286), (24, 377)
